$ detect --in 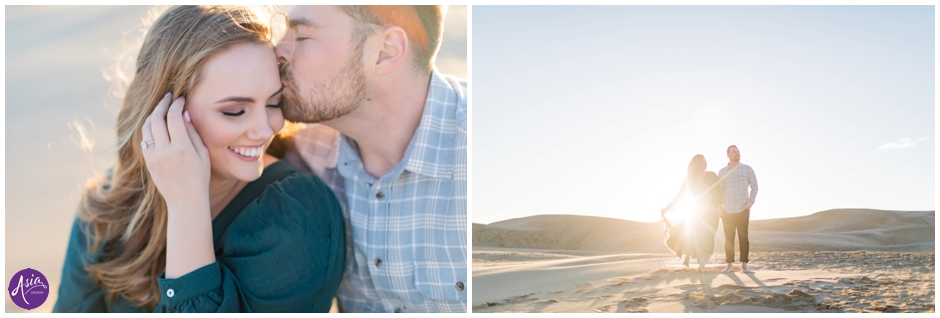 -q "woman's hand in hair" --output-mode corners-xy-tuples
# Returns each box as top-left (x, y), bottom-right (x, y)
(143, 93), (215, 279)
(141, 92), (211, 210)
